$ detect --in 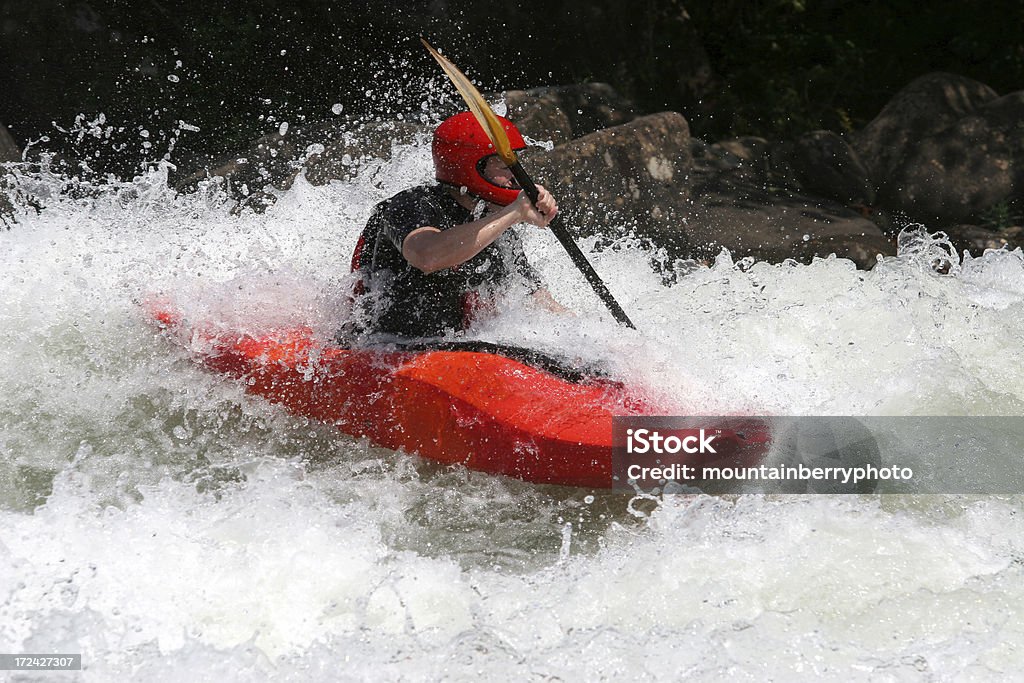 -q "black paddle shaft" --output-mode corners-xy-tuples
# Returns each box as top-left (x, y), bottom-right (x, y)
(507, 161), (636, 329)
